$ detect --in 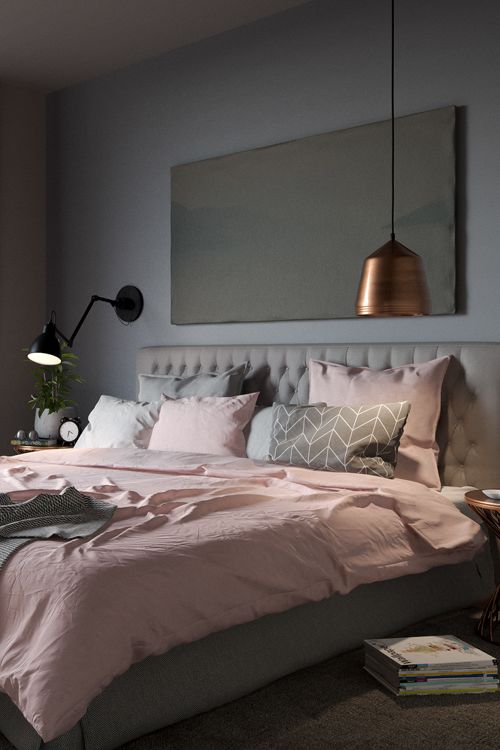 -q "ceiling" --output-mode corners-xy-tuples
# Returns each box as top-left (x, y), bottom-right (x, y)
(0, 0), (310, 92)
